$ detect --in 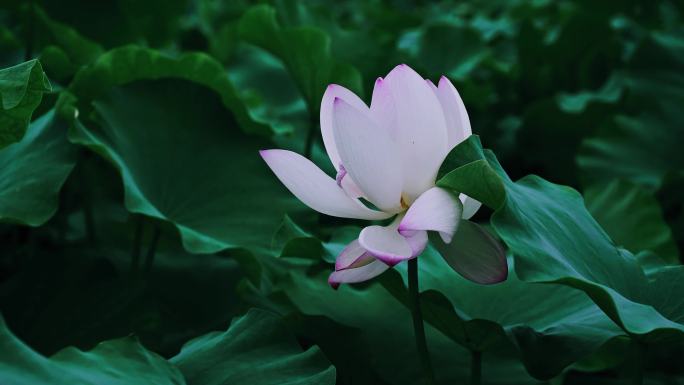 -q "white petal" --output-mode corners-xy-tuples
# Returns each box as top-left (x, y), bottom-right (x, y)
(335, 239), (370, 270)
(370, 77), (395, 136)
(435, 76), (472, 149)
(328, 259), (389, 289)
(406, 230), (428, 257)
(340, 175), (365, 199)
(333, 98), (403, 212)
(260, 149), (391, 220)
(320, 84), (369, 171)
(371, 64), (448, 202)
(460, 195), (482, 220)
(399, 187), (463, 243)
(335, 164), (365, 199)
(359, 224), (413, 266)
